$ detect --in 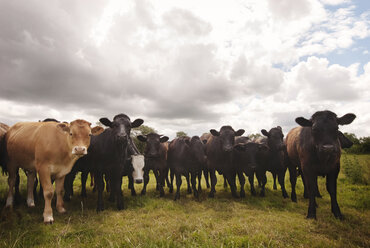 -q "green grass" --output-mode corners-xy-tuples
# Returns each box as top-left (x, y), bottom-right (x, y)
(0, 155), (369, 247)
